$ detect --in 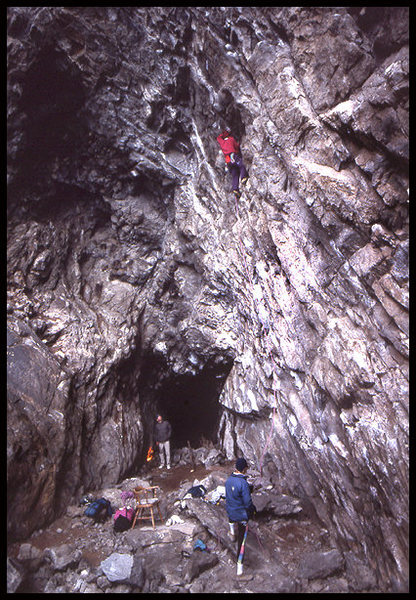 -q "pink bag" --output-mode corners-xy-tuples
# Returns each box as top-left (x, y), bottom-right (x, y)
(113, 506), (135, 531)
(114, 507), (135, 521)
